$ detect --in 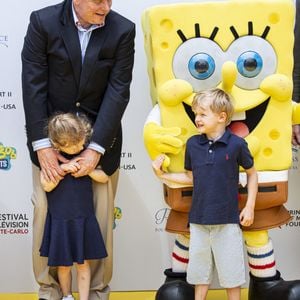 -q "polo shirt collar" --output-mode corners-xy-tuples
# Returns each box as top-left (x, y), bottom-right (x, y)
(198, 128), (232, 145)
